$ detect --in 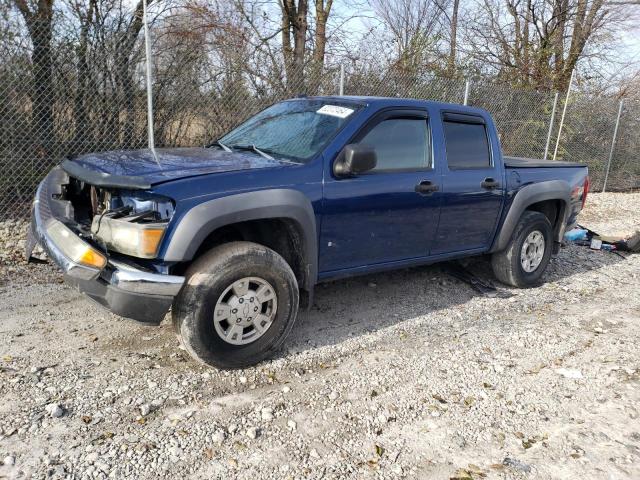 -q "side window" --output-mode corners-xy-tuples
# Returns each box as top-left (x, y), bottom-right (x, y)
(359, 118), (430, 171)
(443, 120), (491, 169)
